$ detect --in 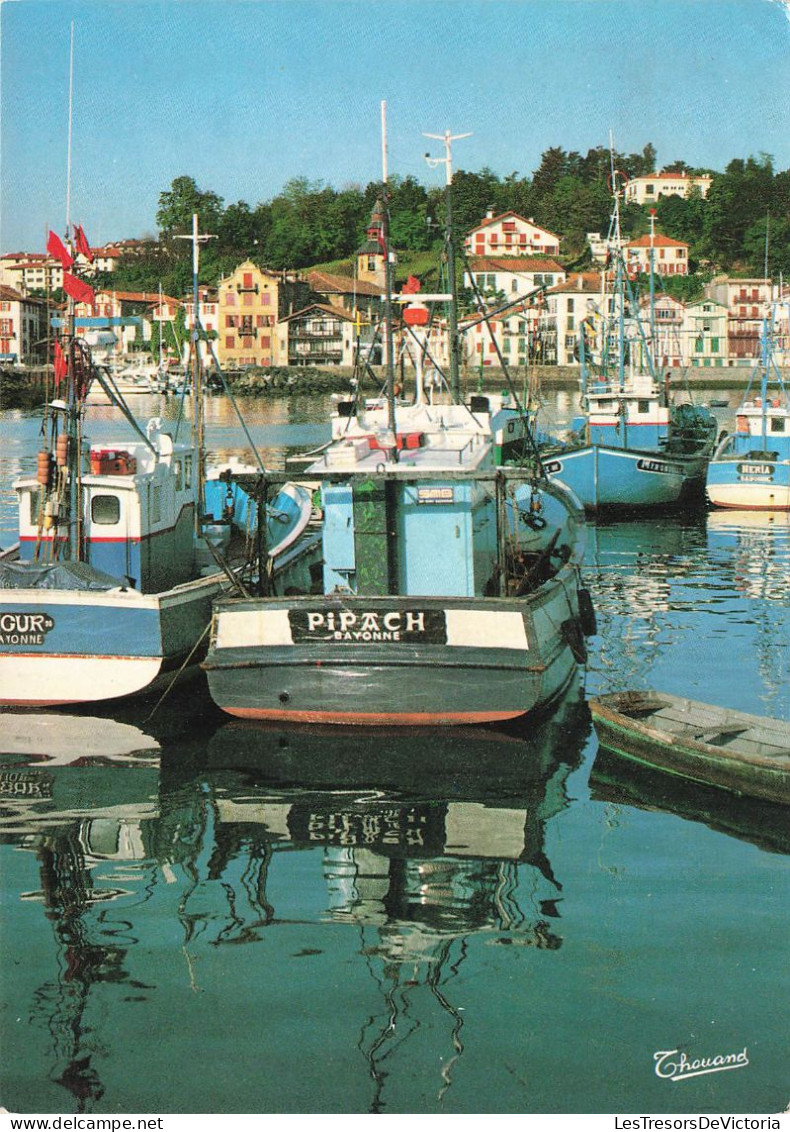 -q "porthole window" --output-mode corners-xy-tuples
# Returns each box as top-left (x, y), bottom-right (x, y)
(91, 494), (121, 525)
